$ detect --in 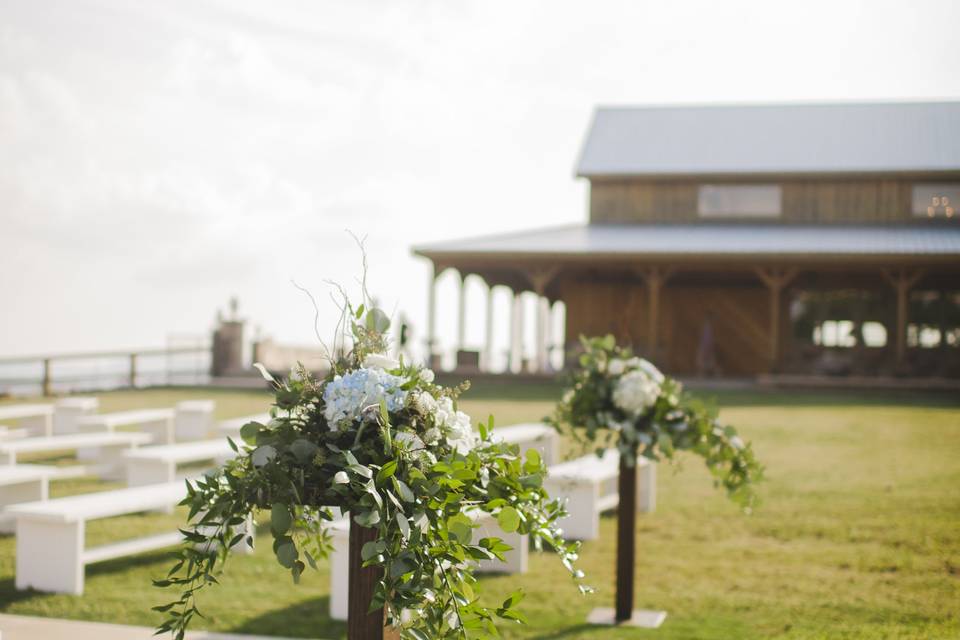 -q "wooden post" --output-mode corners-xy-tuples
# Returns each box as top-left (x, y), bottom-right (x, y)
(426, 264), (438, 366)
(348, 522), (398, 640)
(881, 268), (925, 364)
(635, 267), (672, 359)
(129, 353), (138, 388)
(615, 456), (637, 622)
(755, 267), (798, 372)
(41, 358), (52, 397)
